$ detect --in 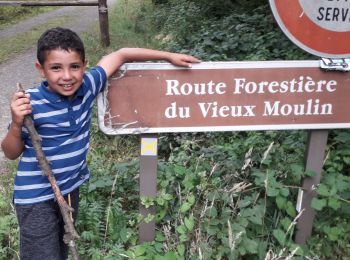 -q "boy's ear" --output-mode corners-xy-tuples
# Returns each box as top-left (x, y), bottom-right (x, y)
(35, 61), (45, 78)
